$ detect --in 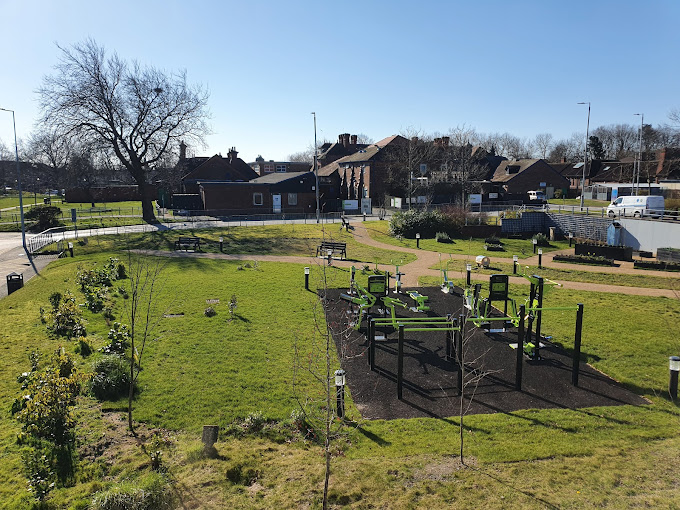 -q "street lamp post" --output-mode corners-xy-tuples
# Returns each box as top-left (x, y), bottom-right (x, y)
(634, 113), (644, 196)
(311, 112), (320, 223)
(0, 107), (26, 253)
(577, 102), (591, 210)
